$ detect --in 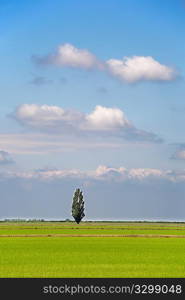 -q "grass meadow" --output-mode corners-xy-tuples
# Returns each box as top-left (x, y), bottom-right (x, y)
(0, 222), (185, 277)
